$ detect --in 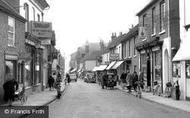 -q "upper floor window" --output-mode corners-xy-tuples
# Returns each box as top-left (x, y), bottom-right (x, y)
(142, 14), (146, 27)
(128, 40), (131, 57)
(8, 16), (15, 47)
(134, 37), (137, 56)
(152, 7), (156, 34)
(160, 0), (166, 32)
(32, 7), (35, 21)
(37, 14), (40, 22)
(24, 3), (29, 32)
